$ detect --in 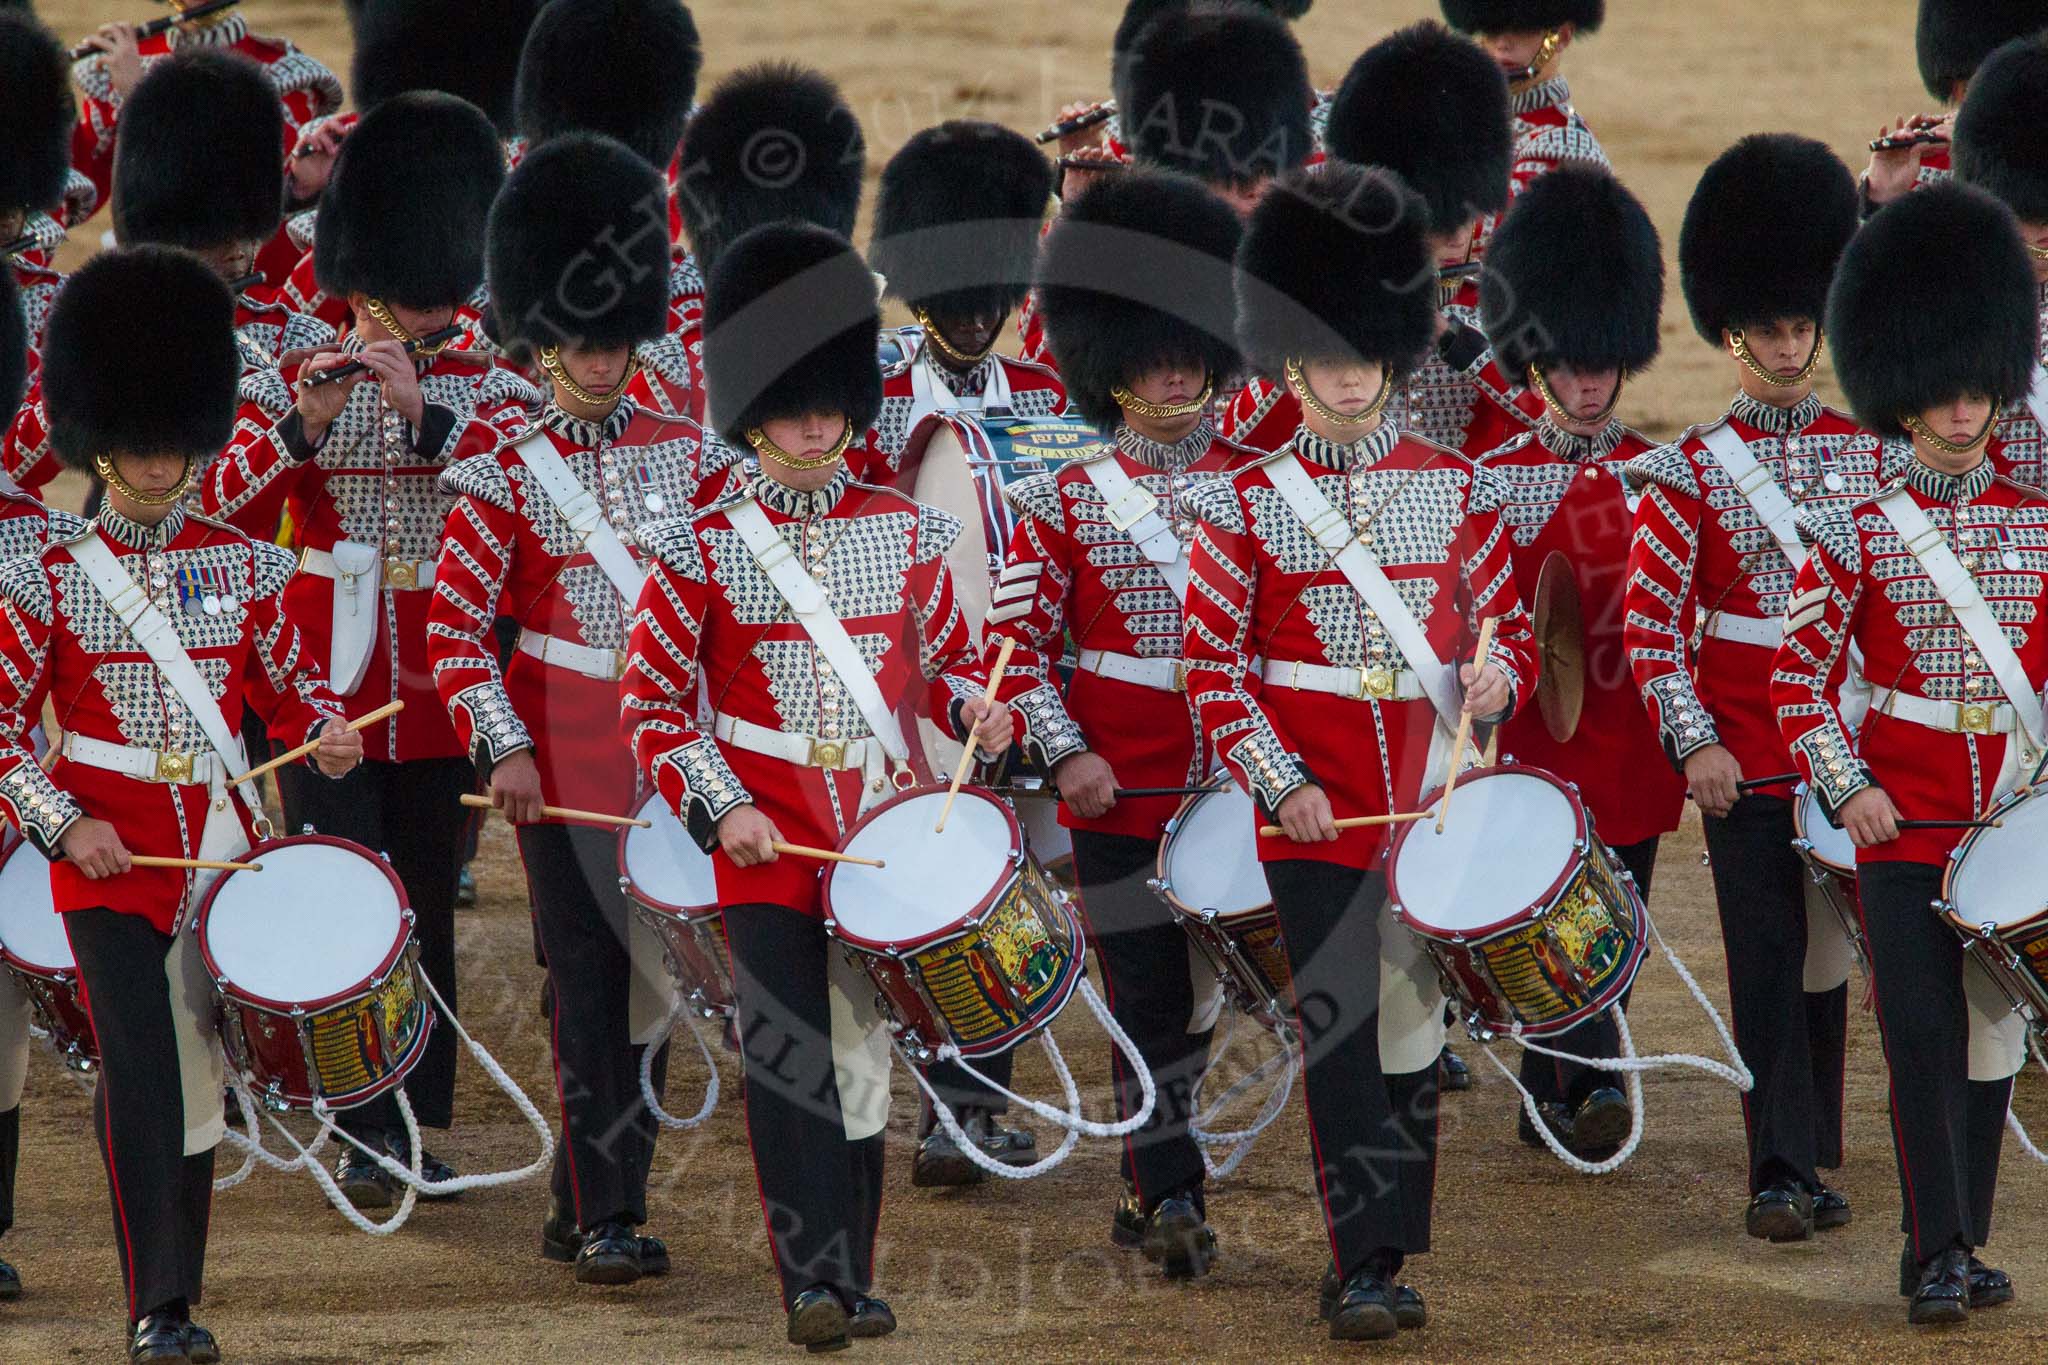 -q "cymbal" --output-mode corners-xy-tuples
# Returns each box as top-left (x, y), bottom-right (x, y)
(1533, 551), (1586, 743)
